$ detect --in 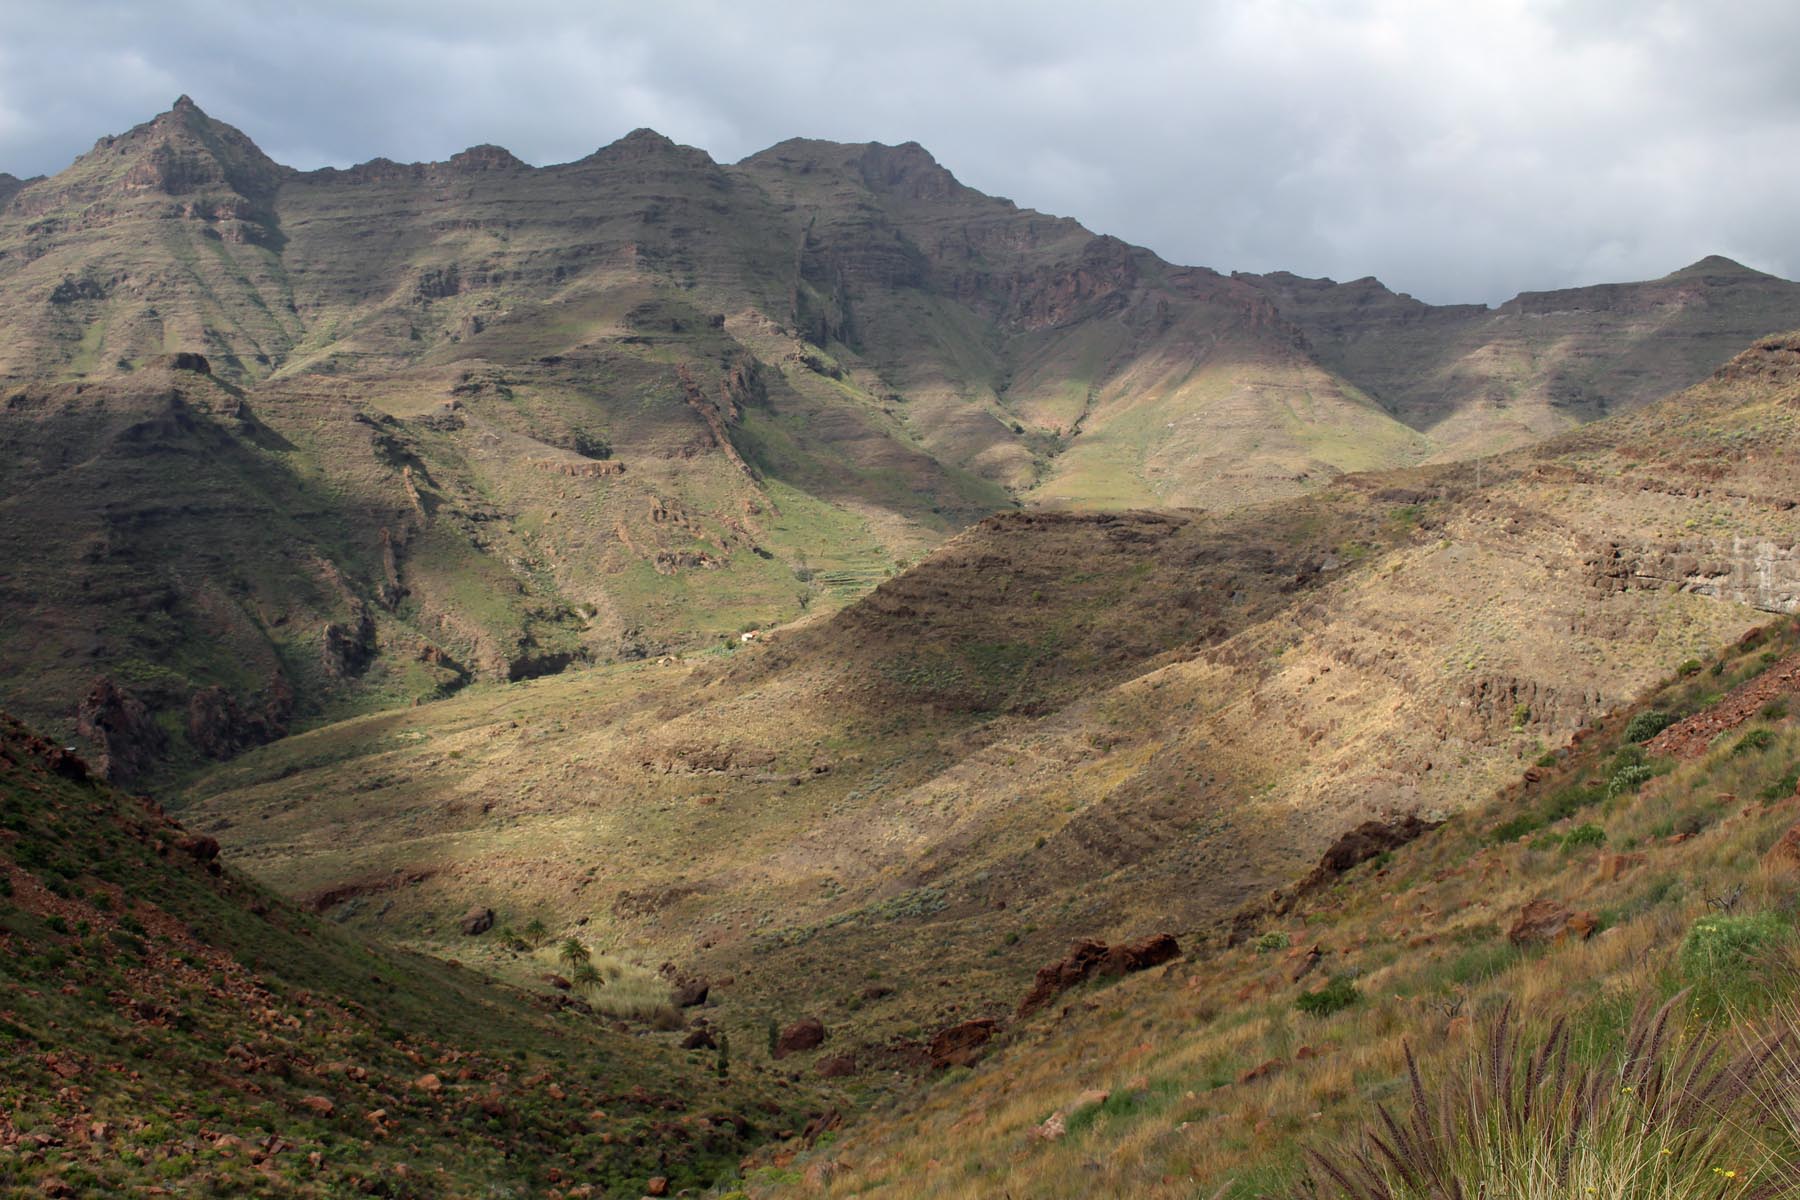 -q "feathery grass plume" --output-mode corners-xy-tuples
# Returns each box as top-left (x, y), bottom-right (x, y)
(1300, 992), (1800, 1199)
